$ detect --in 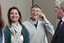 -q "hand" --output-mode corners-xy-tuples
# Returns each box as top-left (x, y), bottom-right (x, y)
(39, 12), (46, 20)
